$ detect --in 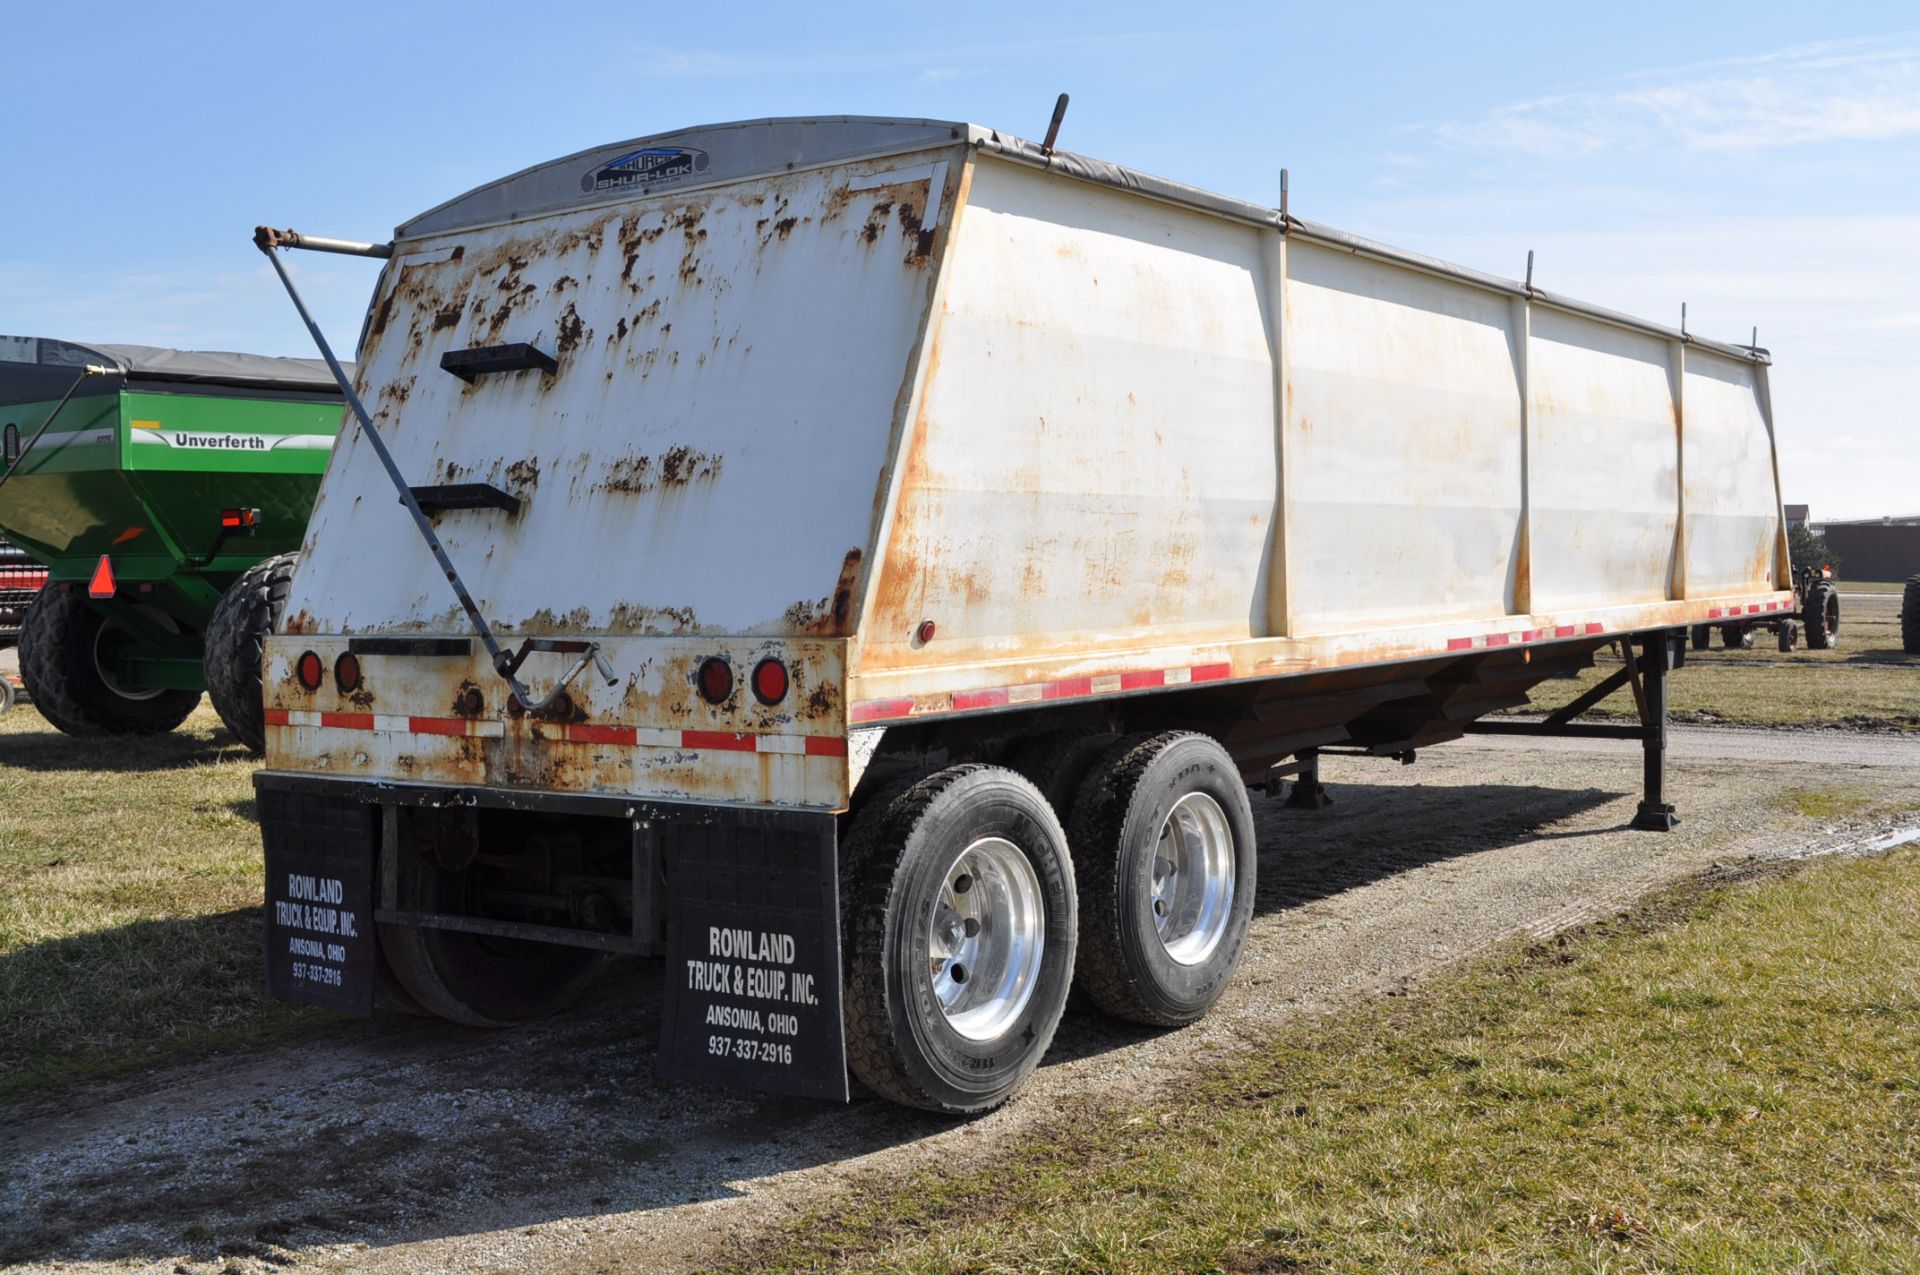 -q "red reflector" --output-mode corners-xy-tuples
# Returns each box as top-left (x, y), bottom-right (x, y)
(751, 658), (789, 705)
(334, 652), (362, 693)
(697, 656), (734, 705)
(88, 554), (115, 599)
(296, 651), (324, 691)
